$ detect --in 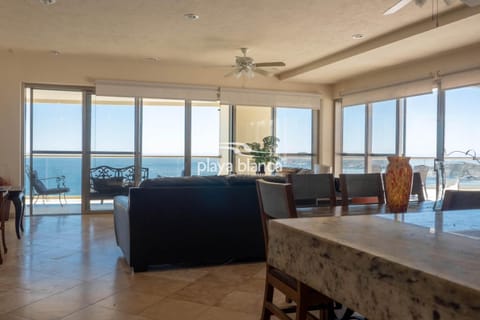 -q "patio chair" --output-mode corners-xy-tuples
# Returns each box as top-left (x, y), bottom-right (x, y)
(27, 168), (70, 206)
